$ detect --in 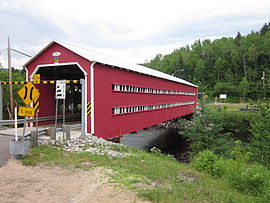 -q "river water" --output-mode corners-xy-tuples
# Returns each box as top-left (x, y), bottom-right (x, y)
(121, 127), (189, 162)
